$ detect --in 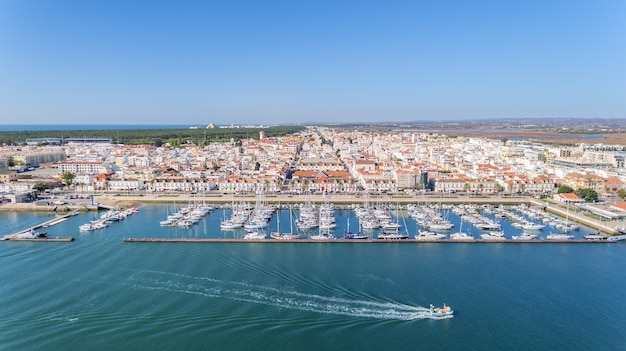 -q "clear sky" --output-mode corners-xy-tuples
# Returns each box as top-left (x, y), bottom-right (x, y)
(1, 0), (625, 125)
